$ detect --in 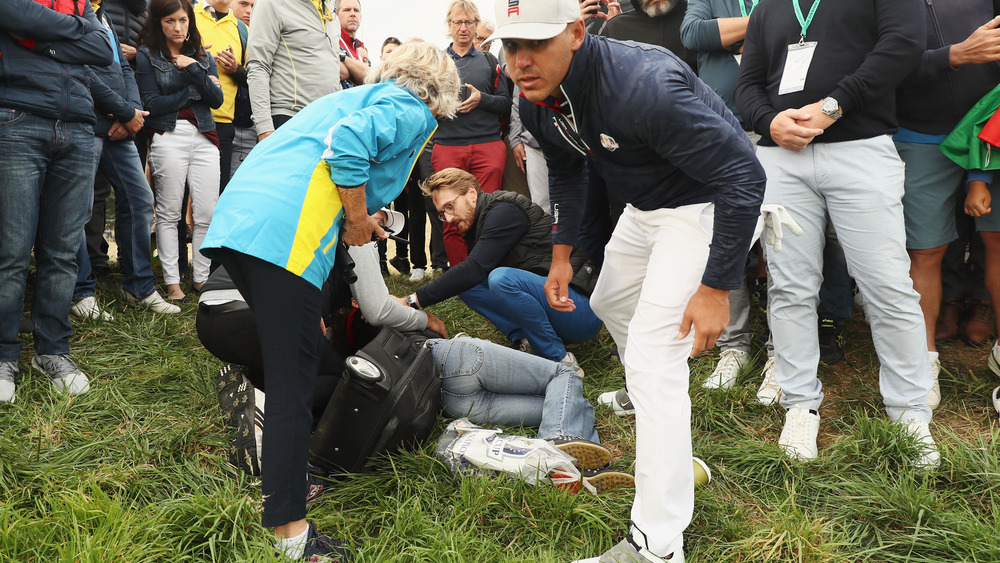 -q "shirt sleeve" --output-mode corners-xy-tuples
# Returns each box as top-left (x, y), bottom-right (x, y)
(680, 0), (725, 53)
(246, 0), (281, 135)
